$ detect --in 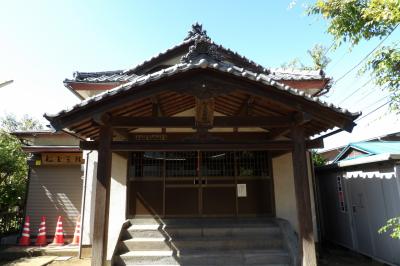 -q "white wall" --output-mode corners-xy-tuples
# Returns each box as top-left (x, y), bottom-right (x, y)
(272, 153), (299, 232)
(272, 152), (318, 240)
(80, 150), (98, 246)
(106, 153), (128, 260)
